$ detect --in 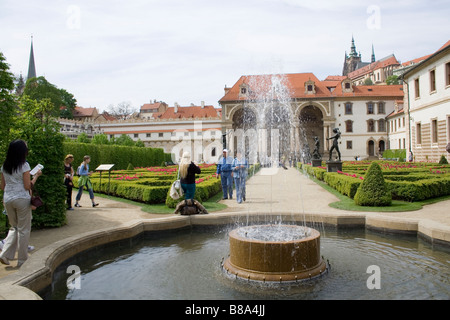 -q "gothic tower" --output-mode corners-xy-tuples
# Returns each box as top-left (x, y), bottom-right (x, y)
(342, 36), (362, 76)
(27, 36), (36, 80)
